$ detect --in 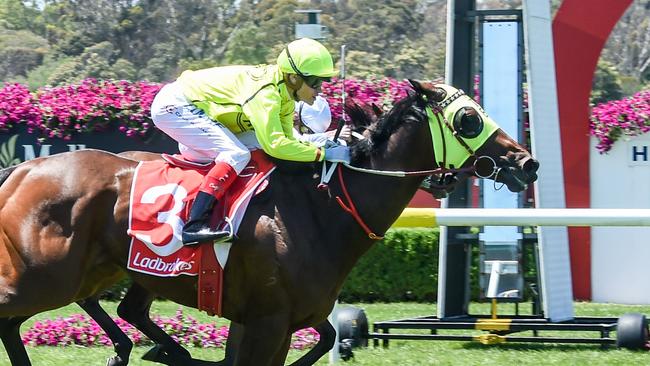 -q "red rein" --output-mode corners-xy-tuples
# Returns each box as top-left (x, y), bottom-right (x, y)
(334, 165), (385, 240)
